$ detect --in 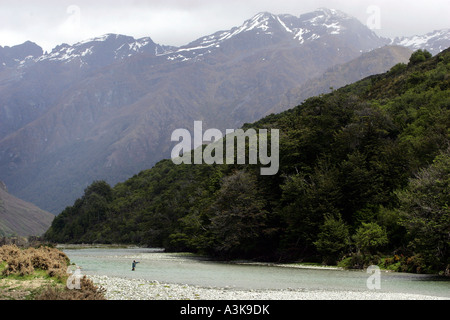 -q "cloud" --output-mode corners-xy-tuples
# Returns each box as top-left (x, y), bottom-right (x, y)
(1, 0), (449, 52)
